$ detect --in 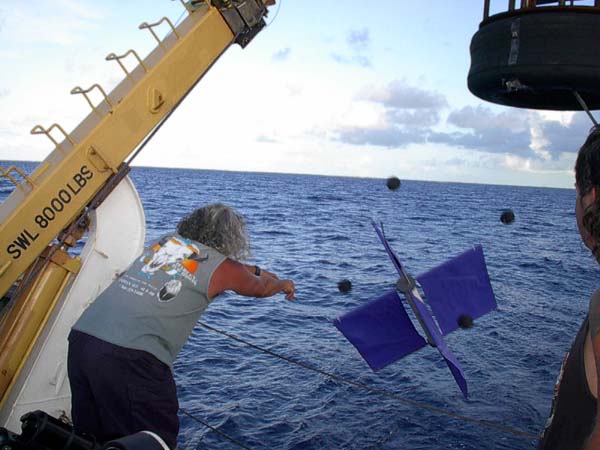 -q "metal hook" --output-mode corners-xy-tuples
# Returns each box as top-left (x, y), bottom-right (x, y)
(139, 17), (180, 50)
(106, 49), (148, 82)
(71, 84), (114, 114)
(30, 123), (75, 153)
